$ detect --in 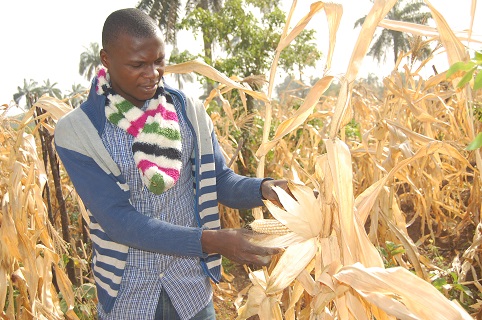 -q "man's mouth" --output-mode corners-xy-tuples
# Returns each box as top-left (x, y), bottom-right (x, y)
(141, 83), (158, 93)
